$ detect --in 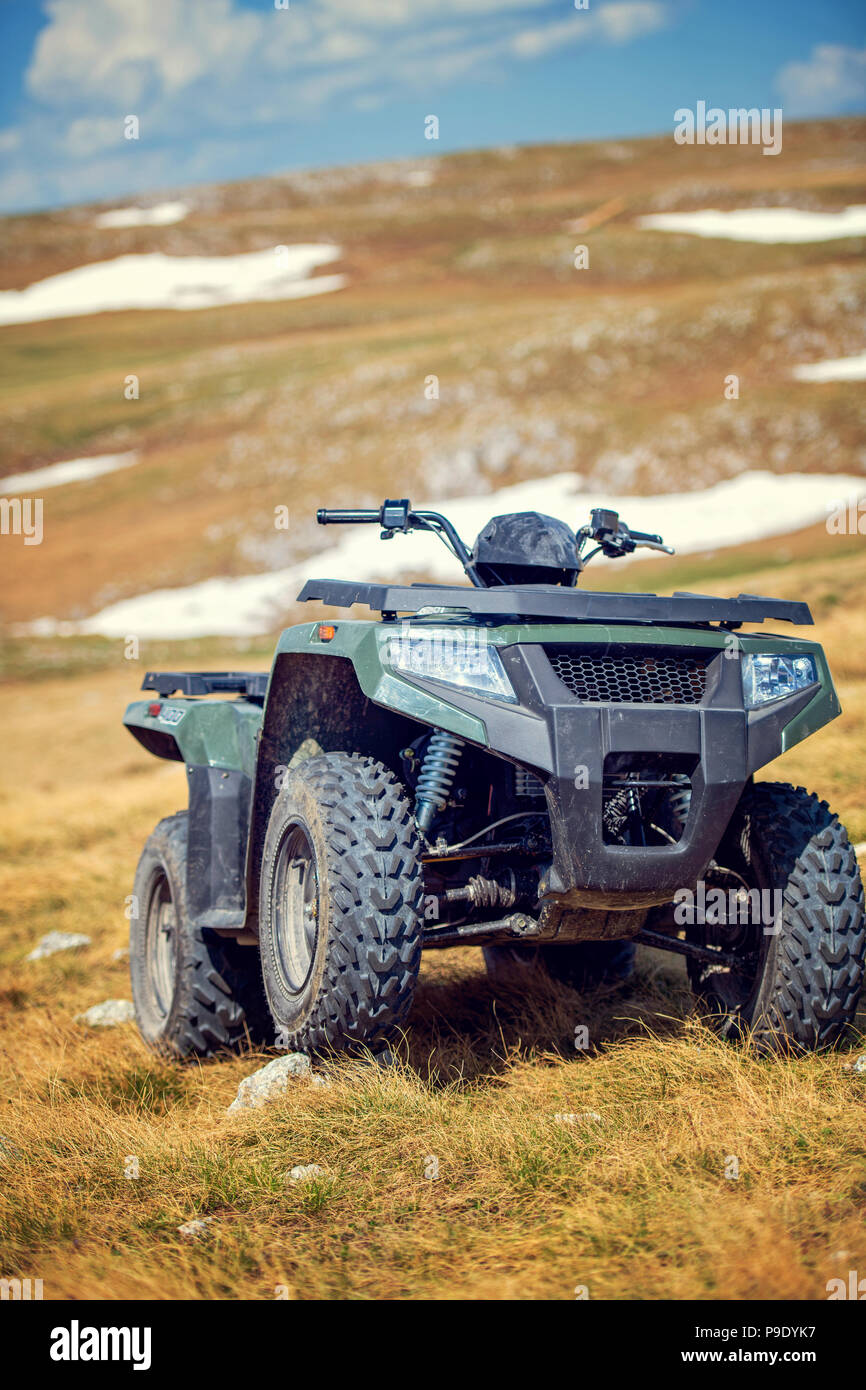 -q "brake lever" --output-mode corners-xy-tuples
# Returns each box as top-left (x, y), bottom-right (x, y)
(578, 515), (674, 562)
(635, 538), (676, 555)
